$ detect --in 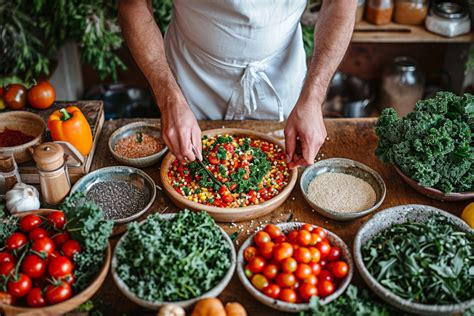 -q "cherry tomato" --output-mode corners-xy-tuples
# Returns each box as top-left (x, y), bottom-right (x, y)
(244, 265), (253, 278)
(309, 262), (322, 276)
(262, 284), (280, 299)
(274, 235), (287, 244)
(244, 246), (258, 262)
(29, 228), (49, 240)
(45, 283), (72, 304)
(295, 264), (312, 280)
(303, 274), (318, 285)
(52, 233), (70, 248)
(254, 231), (271, 247)
(287, 231), (299, 242)
(0, 262), (15, 277)
(27, 81), (56, 109)
(281, 257), (297, 273)
(258, 241), (274, 259)
(316, 241), (331, 258)
(319, 258), (328, 269)
(19, 214), (42, 232)
(208, 155), (219, 165)
(276, 273), (296, 288)
(0, 252), (14, 264)
(61, 240), (81, 259)
(26, 287), (46, 307)
(297, 230), (312, 246)
(309, 233), (322, 246)
(251, 274), (269, 291)
(314, 227), (327, 240)
(317, 280), (335, 298)
(247, 256), (266, 274)
(22, 255), (46, 279)
(272, 242), (293, 262)
(301, 224), (314, 232)
(8, 273), (32, 298)
(279, 288), (297, 303)
(6, 232), (27, 251)
(3, 84), (27, 110)
(47, 211), (66, 229)
(60, 274), (75, 285)
(294, 247), (311, 263)
(48, 256), (73, 278)
(327, 246), (341, 262)
(318, 270), (333, 282)
(264, 224), (282, 239)
(331, 261), (349, 278)
(262, 264), (279, 280)
(32, 237), (55, 258)
(299, 283), (318, 302)
(309, 247), (321, 263)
